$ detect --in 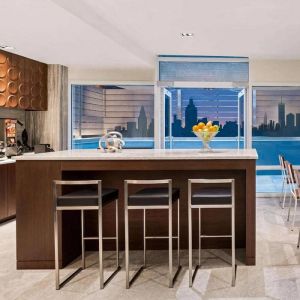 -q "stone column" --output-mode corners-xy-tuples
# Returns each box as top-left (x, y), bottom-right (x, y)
(26, 65), (68, 151)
